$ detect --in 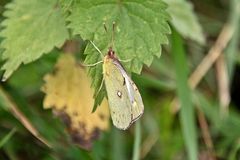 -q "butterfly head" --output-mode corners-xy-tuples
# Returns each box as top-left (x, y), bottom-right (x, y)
(107, 47), (116, 59)
(108, 47), (115, 56)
